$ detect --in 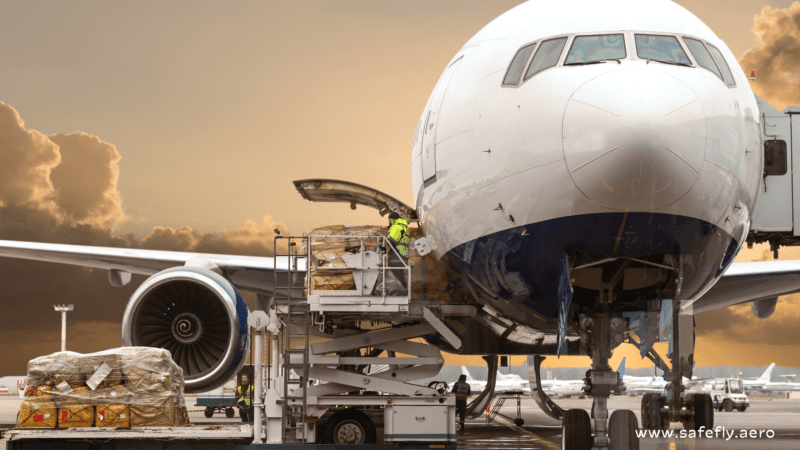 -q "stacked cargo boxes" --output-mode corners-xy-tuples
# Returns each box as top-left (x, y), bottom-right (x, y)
(18, 347), (188, 428)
